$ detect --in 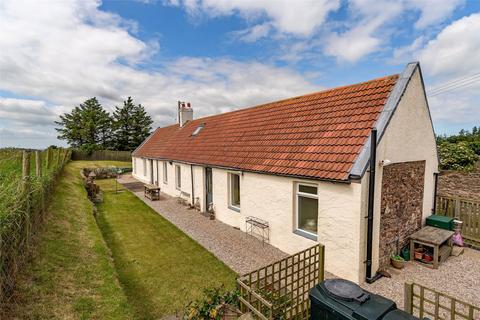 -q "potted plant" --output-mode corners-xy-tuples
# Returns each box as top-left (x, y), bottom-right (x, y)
(390, 254), (405, 269)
